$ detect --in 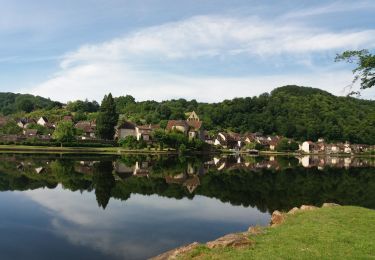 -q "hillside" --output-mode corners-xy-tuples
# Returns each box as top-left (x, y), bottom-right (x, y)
(114, 85), (375, 144)
(0, 92), (62, 115)
(1, 86), (374, 144)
